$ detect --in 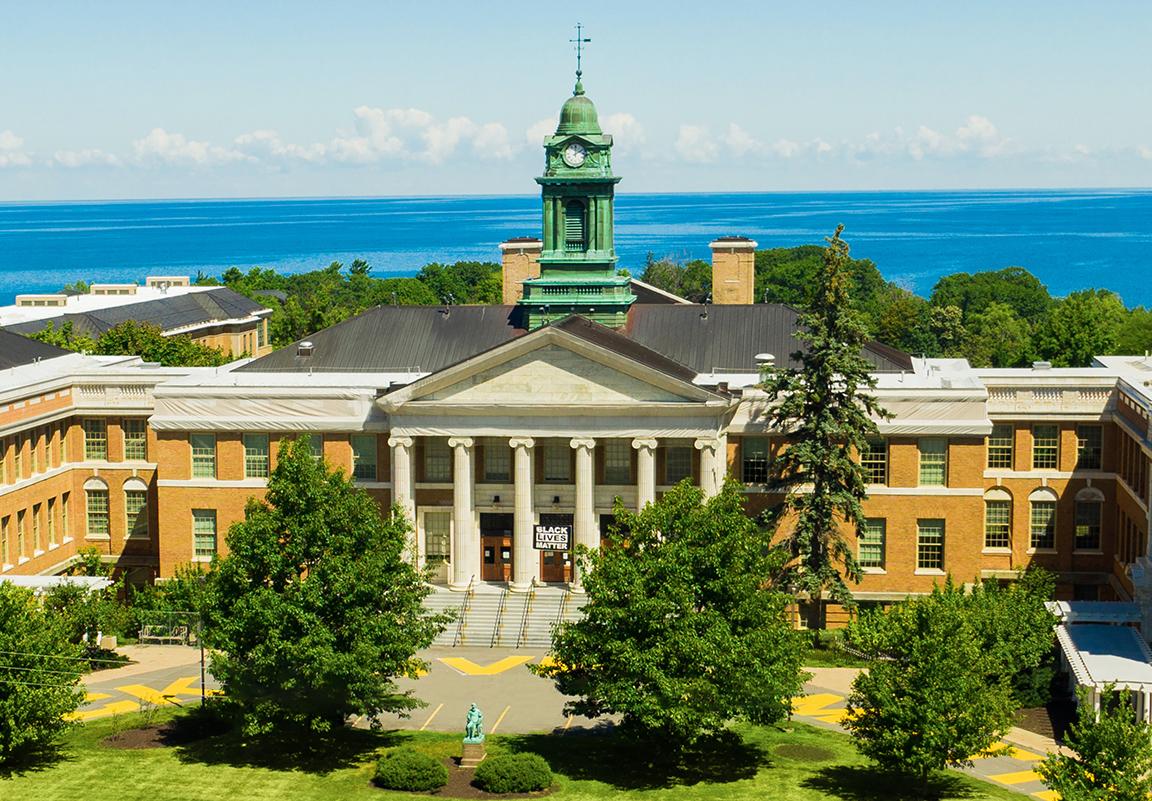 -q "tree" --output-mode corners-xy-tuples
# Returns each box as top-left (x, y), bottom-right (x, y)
(760, 225), (890, 627)
(202, 437), (448, 736)
(533, 481), (806, 747)
(845, 584), (1016, 783)
(755, 245), (889, 326)
(93, 320), (230, 366)
(638, 254), (710, 302)
(0, 583), (85, 764)
(29, 321), (96, 352)
(963, 302), (1034, 367)
(1116, 307), (1152, 356)
(1034, 289), (1127, 367)
(1037, 685), (1152, 800)
(930, 267), (1052, 323)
